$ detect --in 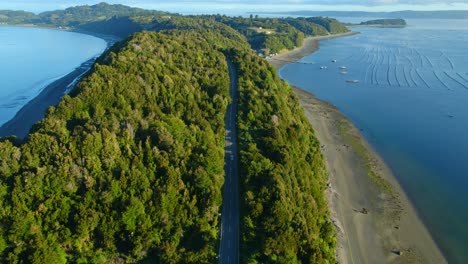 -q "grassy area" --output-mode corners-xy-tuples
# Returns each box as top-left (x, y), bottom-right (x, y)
(336, 119), (393, 194)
